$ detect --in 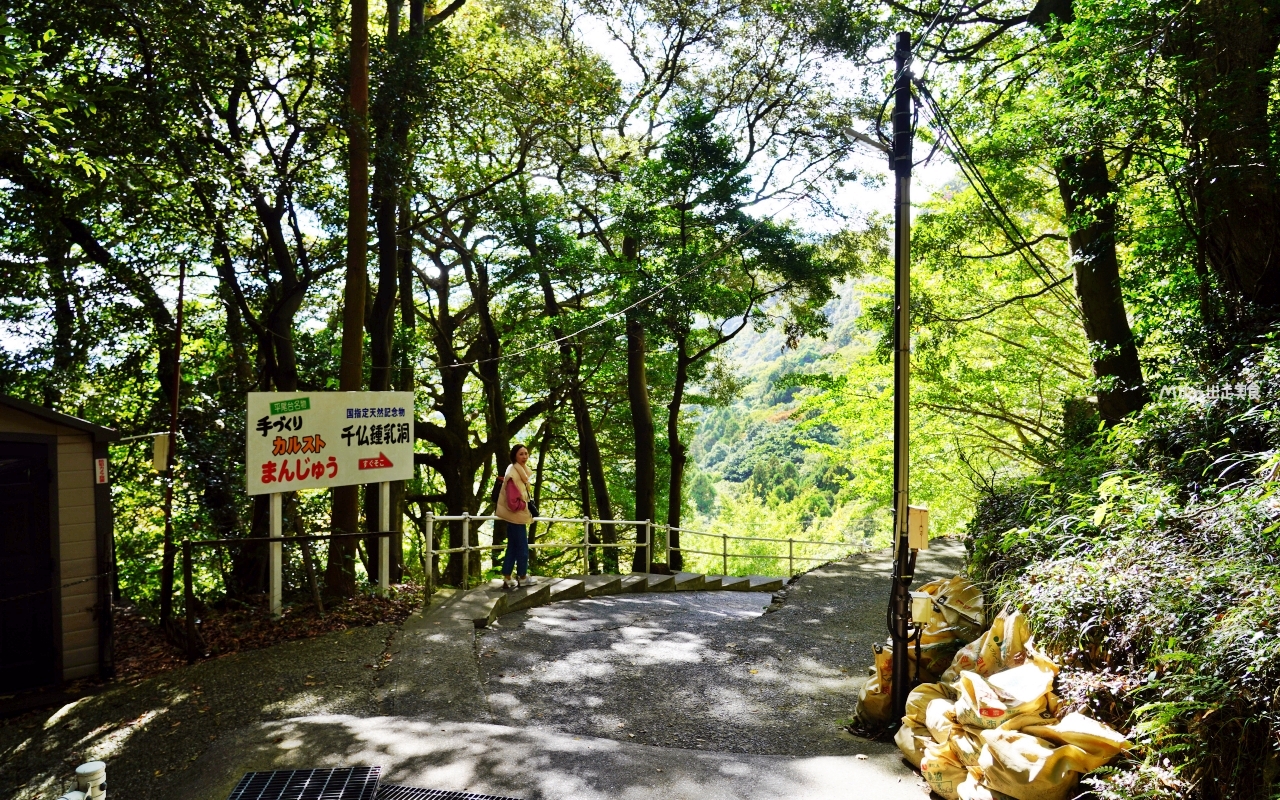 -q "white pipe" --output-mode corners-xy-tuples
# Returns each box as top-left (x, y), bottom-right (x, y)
(378, 481), (390, 597)
(269, 493), (282, 617)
